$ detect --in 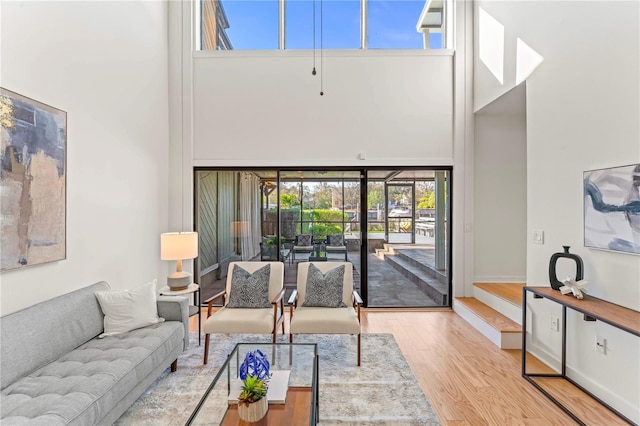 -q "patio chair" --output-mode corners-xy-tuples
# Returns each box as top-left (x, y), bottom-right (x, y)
(292, 234), (313, 262)
(325, 234), (347, 261)
(202, 261), (285, 364)
(288, 261), (363, 366)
